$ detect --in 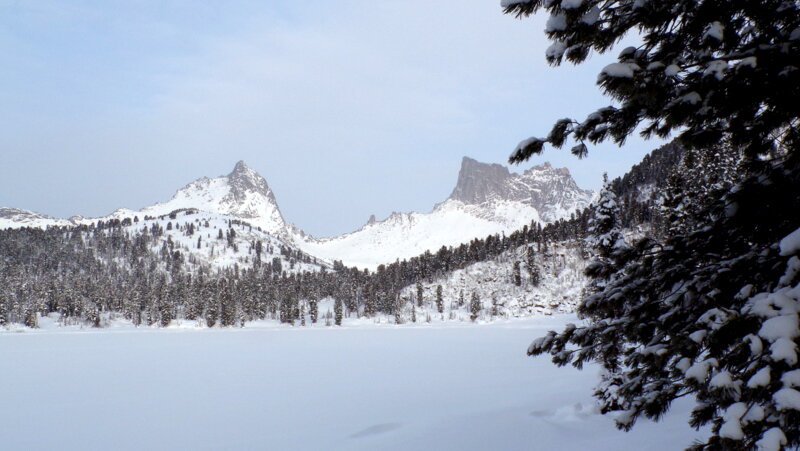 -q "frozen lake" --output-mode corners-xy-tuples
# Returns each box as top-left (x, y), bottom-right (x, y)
(0, 316), (706, 450)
